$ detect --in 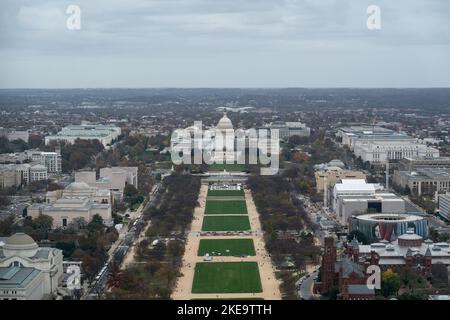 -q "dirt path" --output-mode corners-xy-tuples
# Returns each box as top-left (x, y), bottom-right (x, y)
(172, 185), (281, 300)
